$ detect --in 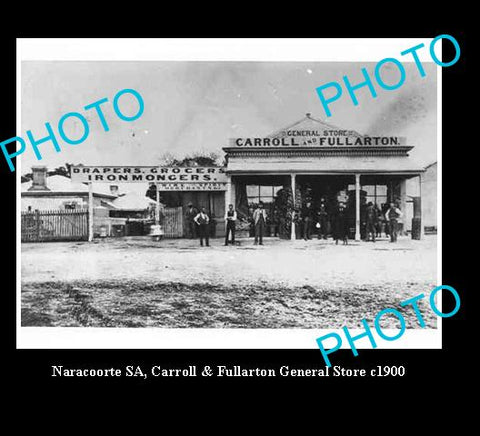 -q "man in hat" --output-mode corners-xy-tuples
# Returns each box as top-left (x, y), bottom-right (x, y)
(316, 198), (328, 240)
(194, 206), (210, 247)
(252, 202), (267, 245)
(333, 202), (349, 245)
(302, 202), (313, 240)
(185, 202), (198, 239)
(365, 201), (378, 242)
(224, 204), (237, 245)
(385, 202), (403, 243)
